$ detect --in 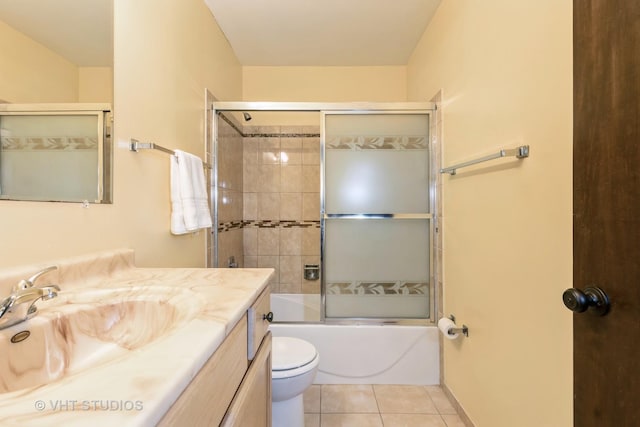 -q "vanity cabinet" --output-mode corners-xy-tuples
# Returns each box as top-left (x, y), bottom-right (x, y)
(159, 286), (272, 426)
